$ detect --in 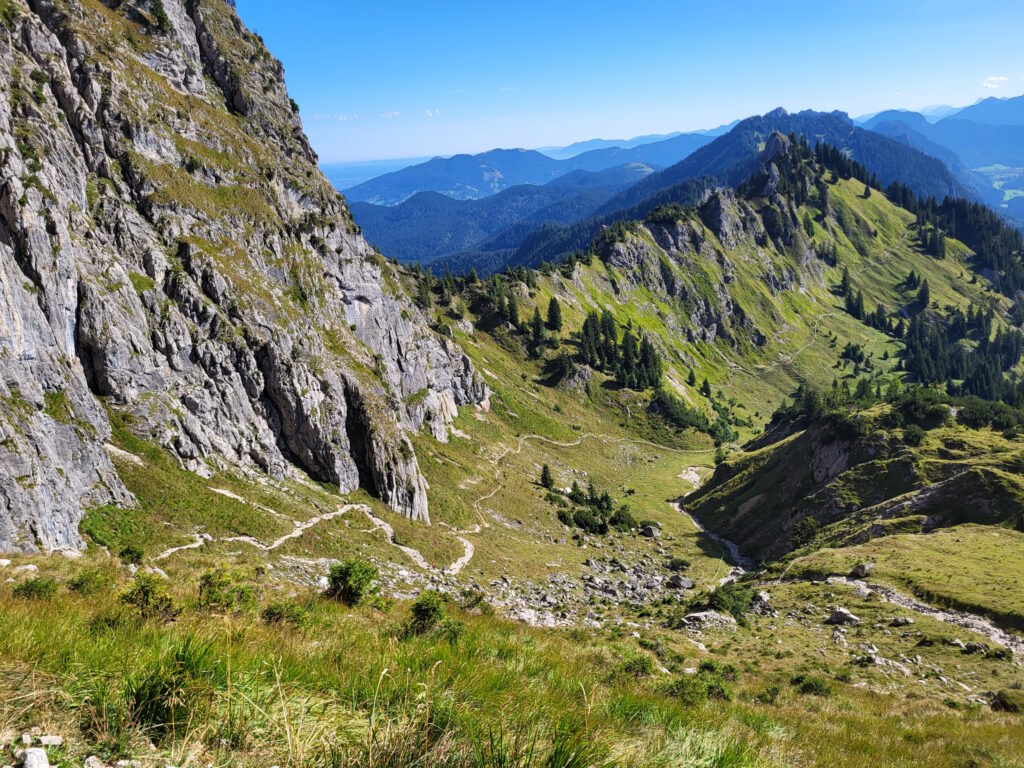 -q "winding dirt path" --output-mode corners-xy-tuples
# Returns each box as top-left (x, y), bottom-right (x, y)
(152, 499), (476, 576)
(221, 504), (361, 551)
(153, 532), (212, 562)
